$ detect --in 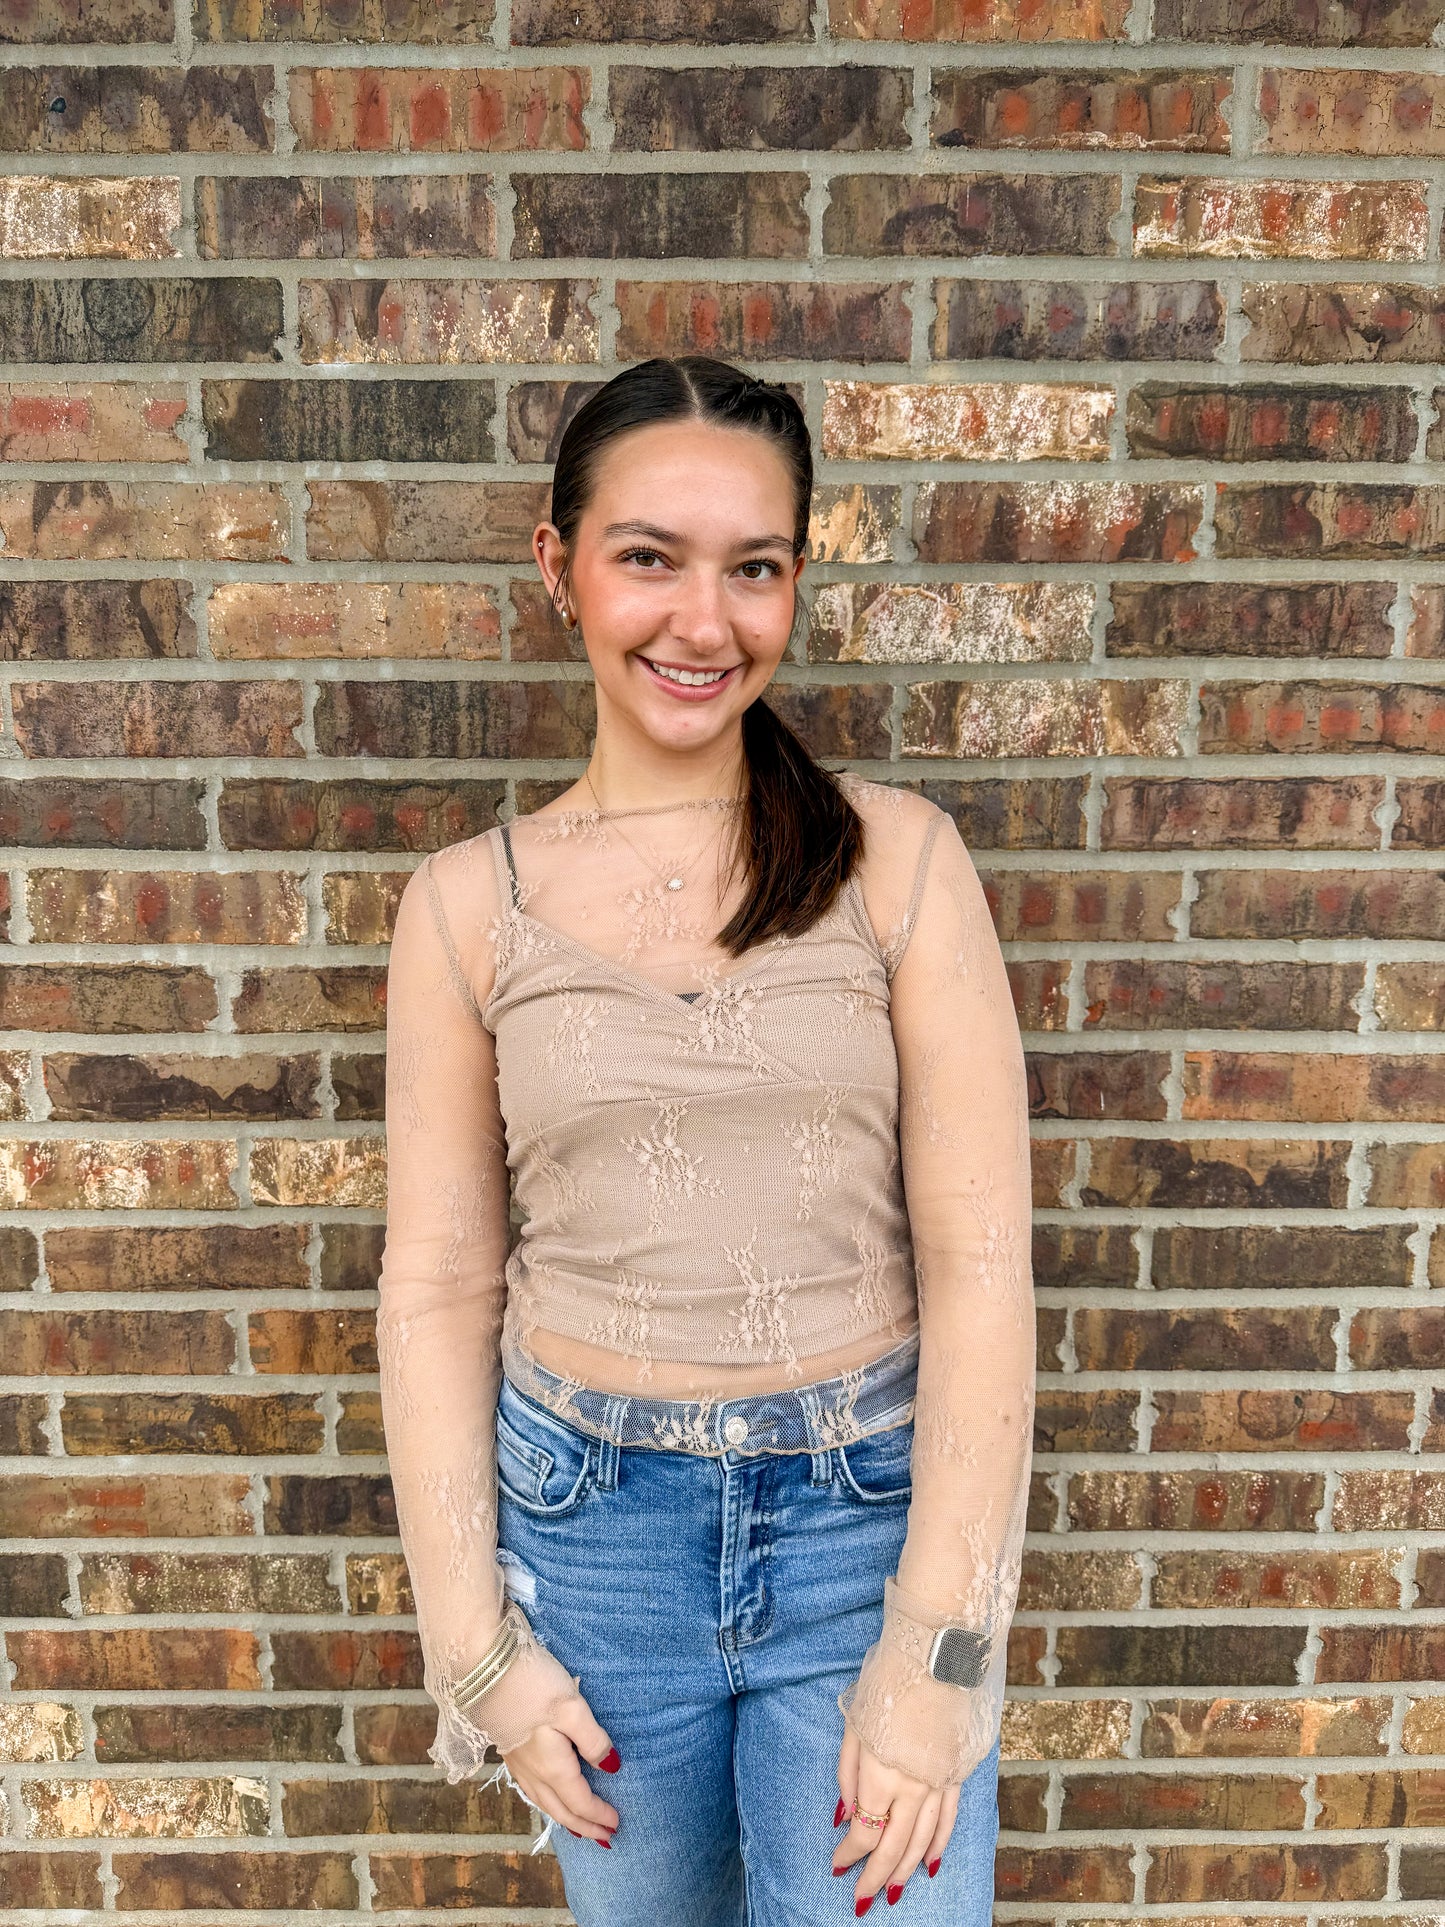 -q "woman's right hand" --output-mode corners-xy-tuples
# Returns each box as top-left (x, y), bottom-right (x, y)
(499, 1692), (622, 1844)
